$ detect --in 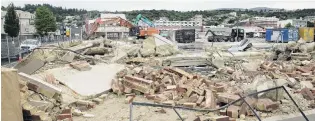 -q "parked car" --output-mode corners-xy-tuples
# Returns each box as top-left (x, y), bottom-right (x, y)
(20, 39), (41, 52)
